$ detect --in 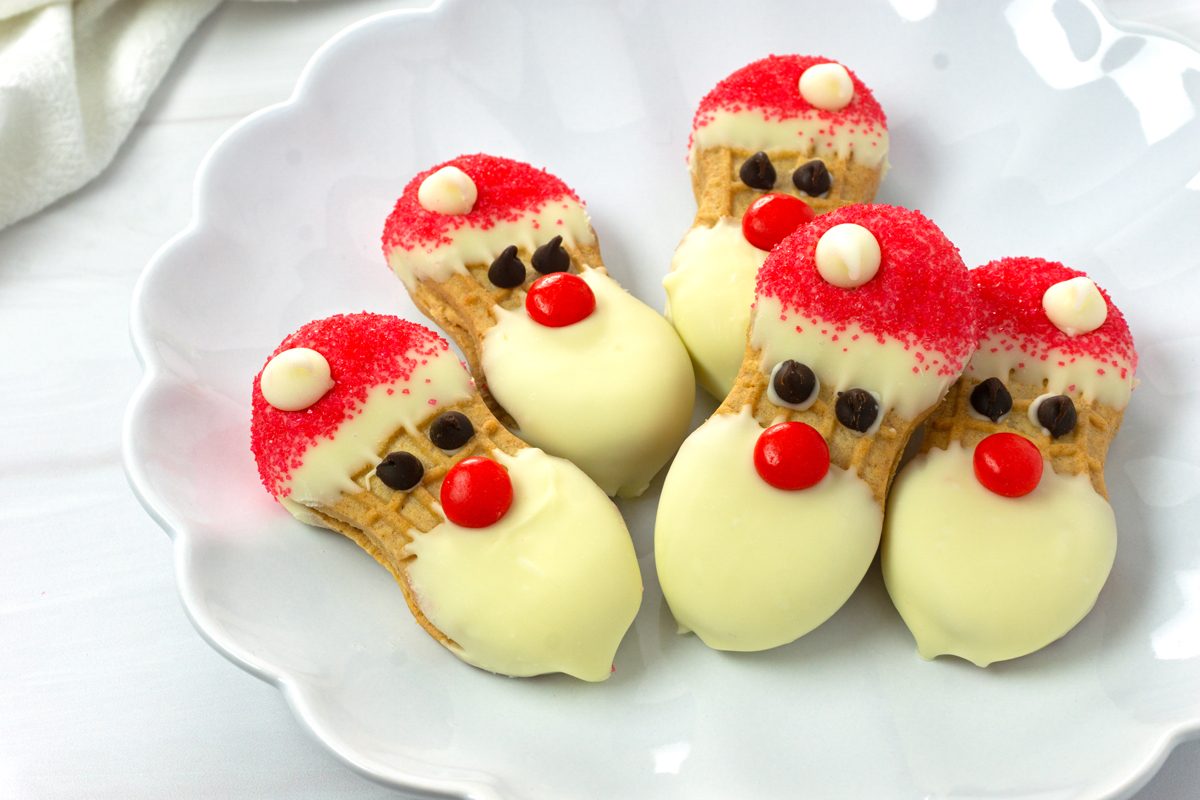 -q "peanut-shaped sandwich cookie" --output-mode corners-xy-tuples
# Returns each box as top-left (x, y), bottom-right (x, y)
(656, 205), (976, 652)
(884, 258), (1136, 667)
(382, 154), (695, 497)
(250, 314), (642, 680)
(665, 55), (889, 398)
